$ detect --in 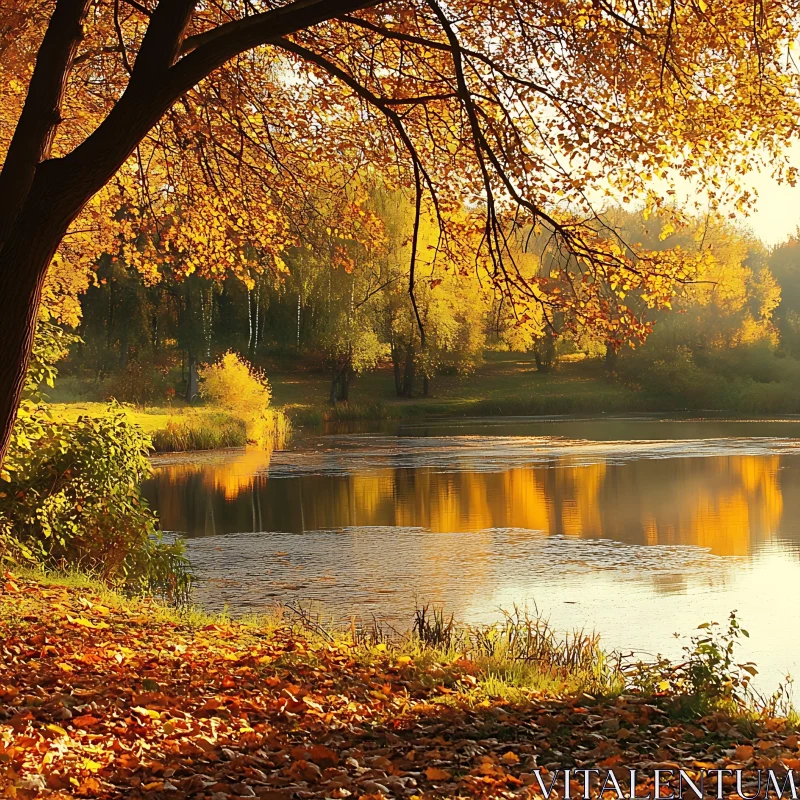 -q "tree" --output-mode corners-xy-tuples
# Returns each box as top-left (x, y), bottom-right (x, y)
(1, 0), (797, 463)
